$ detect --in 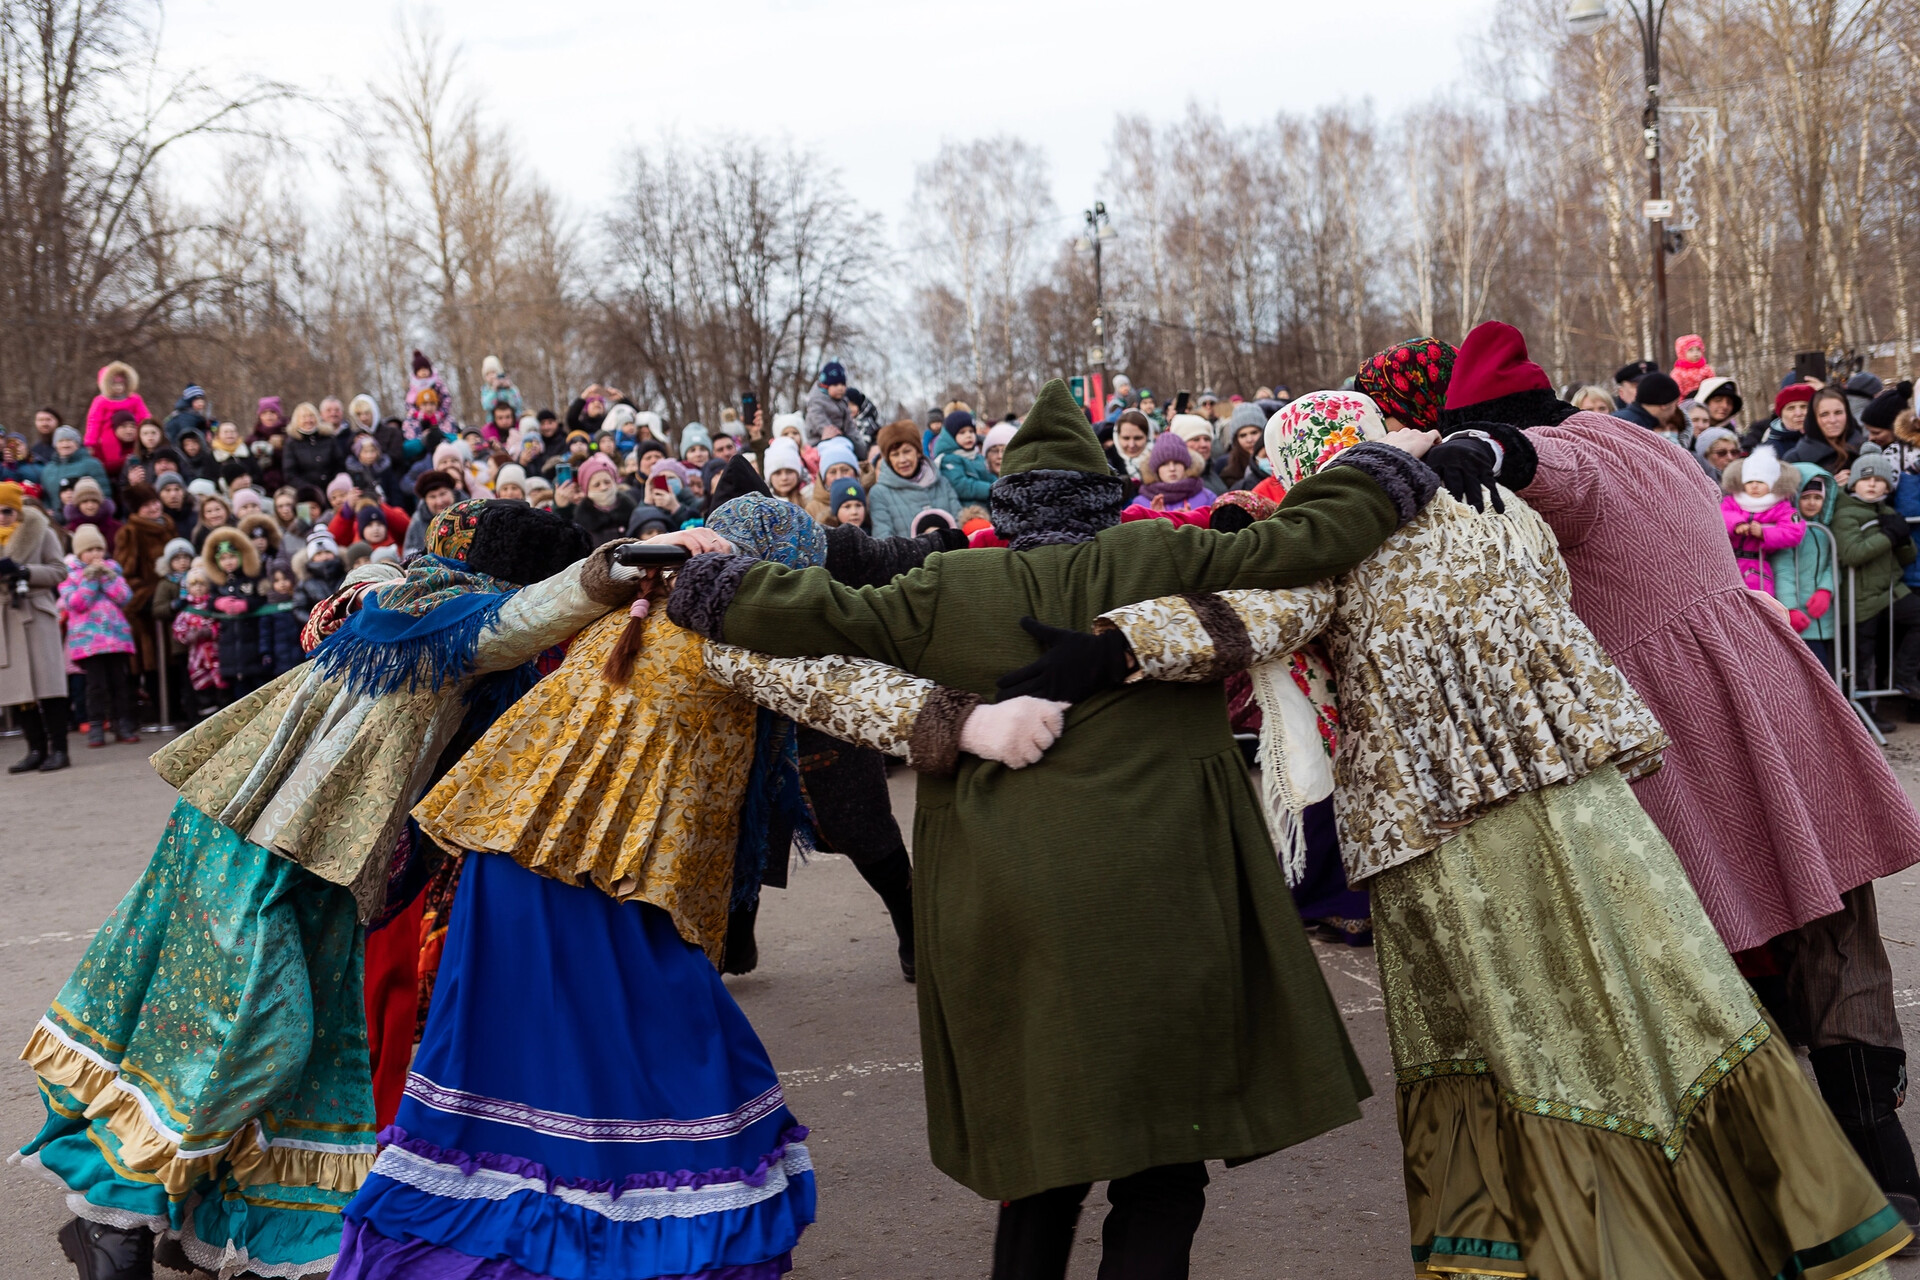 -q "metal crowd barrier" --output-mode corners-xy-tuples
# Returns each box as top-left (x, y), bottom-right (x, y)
(144, 615), (177, 735)
(1834, 514), (1920, 746)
